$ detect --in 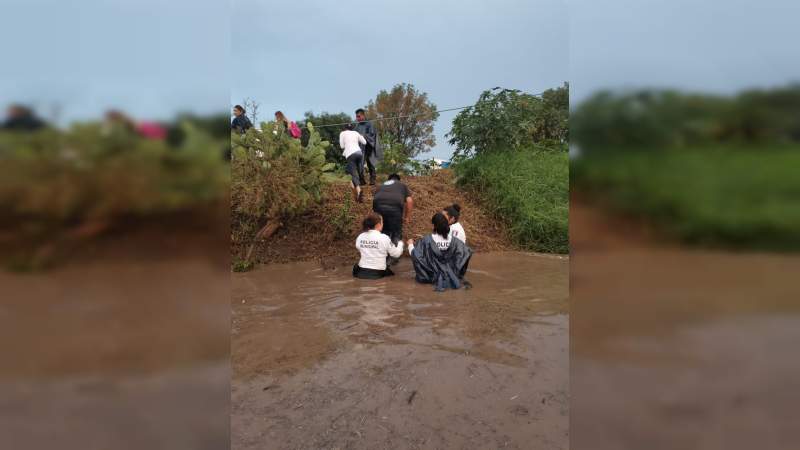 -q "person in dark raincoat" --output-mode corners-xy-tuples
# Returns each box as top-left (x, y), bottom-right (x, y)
(354, 108), (382, 185)
(407, 212), (473, 291)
